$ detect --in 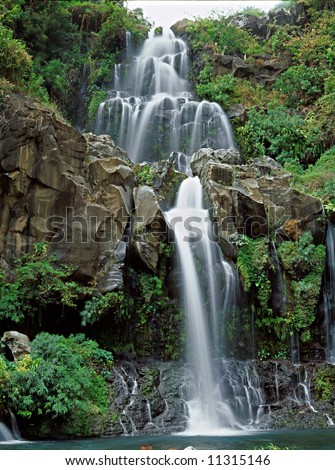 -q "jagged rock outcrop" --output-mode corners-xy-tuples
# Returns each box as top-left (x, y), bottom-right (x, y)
(212, 53), (291, 88)
(191, 148), (325, 258)
(170, 18), (193, 38)
(0, 95), (136, 289)
(0, 95), (187, 286)
(131, 185), (167, 273)
(1, 331), (31, 361)
(229, 4), (309, 40)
